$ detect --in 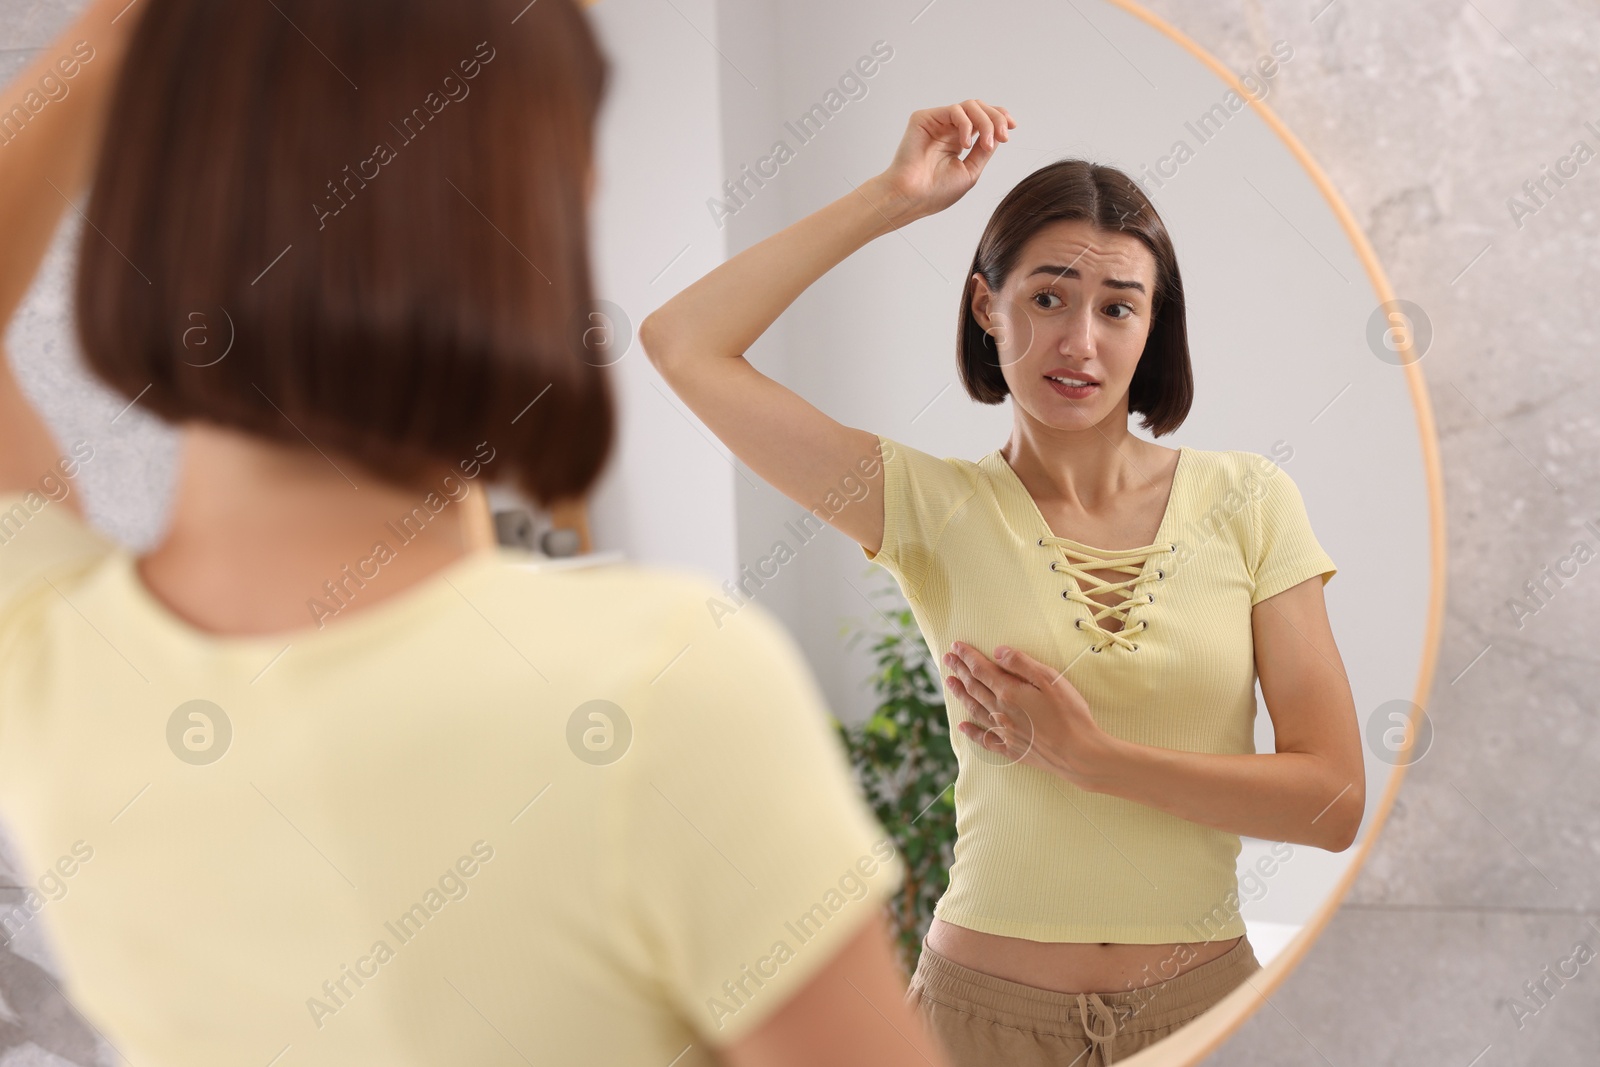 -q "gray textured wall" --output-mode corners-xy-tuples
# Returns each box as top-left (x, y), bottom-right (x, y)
(1, 0), (1596, 1064)
(1130, 2), (1600, 1064)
